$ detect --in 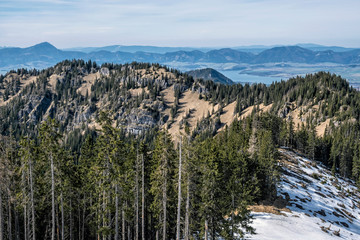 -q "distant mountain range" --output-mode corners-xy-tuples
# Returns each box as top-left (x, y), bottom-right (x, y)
(1, 42), (360, 71)
(64, 45), (214, 54)
(66, 43), (358, 54)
